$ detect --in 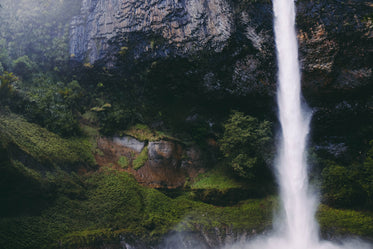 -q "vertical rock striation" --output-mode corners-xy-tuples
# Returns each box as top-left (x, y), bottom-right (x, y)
(70, 0), (233, 63)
